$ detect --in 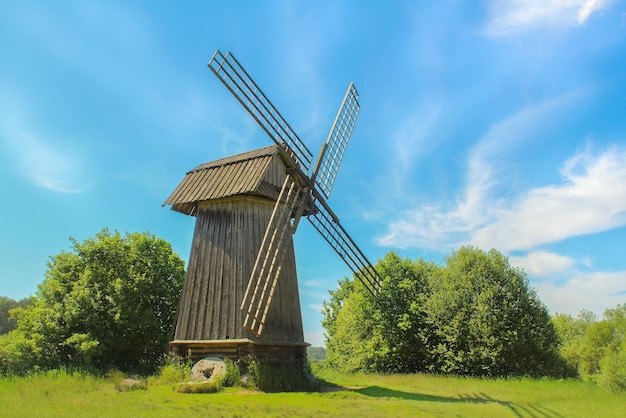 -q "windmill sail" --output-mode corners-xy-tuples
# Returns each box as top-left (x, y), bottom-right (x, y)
(313, 82), (360, 199)
(208, 50), (313, 172)
(307, 194), (382, 297)
(206, 50), (381, 338)
(240, 173), (309, 337)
